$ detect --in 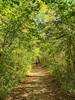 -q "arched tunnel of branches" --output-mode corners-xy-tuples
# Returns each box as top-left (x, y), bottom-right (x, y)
(0, 0), (75, 99)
